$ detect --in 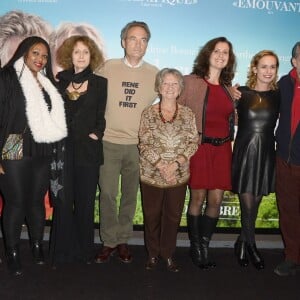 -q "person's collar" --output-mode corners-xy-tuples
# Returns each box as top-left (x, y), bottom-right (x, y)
(123, 57), (144, 68)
